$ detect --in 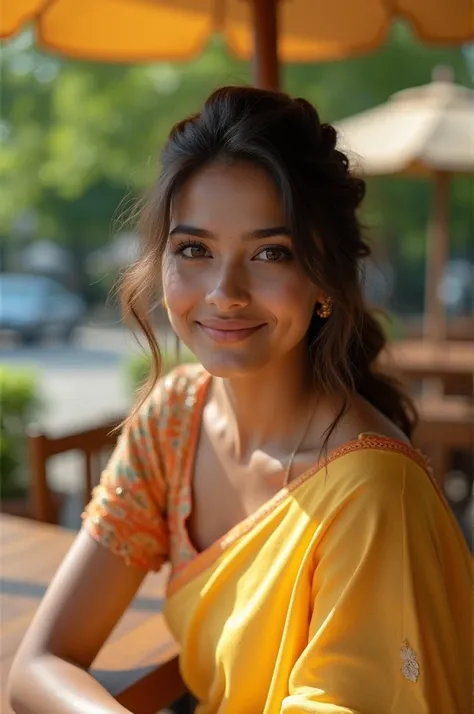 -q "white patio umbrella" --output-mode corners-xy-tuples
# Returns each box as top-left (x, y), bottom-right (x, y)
(335, 68), (474, 340)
